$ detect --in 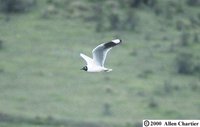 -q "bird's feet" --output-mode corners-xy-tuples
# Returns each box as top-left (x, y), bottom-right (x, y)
(104, 69), (112, 72)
